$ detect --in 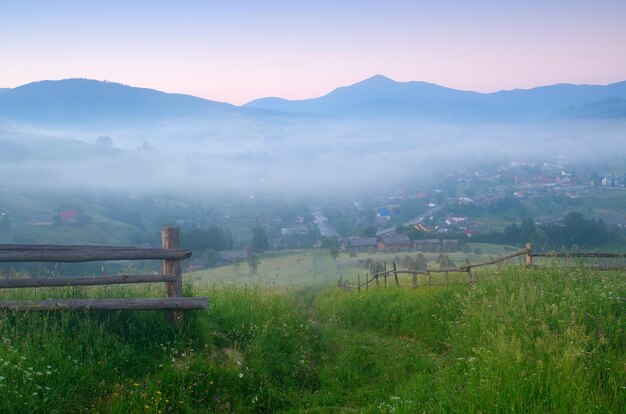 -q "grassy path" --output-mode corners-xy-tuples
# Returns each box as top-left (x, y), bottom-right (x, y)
(0, 266), (623, 413)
